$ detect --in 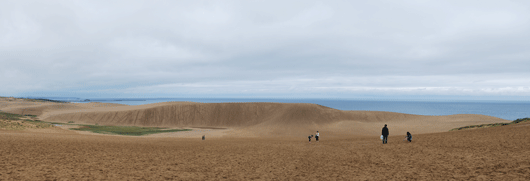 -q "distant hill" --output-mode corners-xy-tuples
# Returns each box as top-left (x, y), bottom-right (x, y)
(40, 102), (509, 137)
